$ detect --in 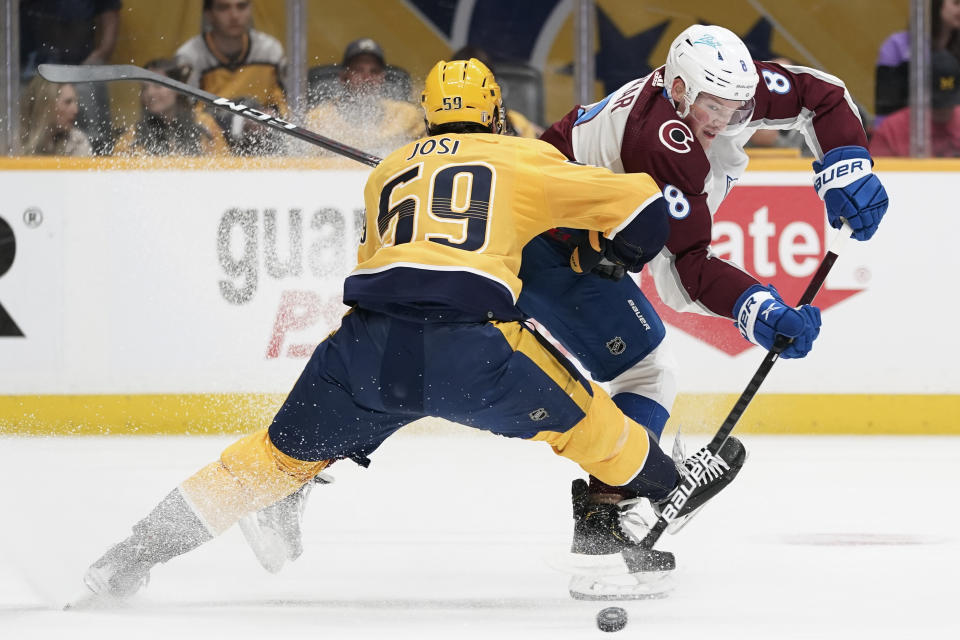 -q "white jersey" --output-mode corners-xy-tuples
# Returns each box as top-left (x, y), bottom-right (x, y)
(542, 62), (866, 319)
